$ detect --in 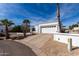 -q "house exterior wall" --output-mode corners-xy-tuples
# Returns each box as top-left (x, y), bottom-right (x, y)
(35, 22), (60, 33)
(0, 26), (5, 33)
(73, 27), (79, 30)
(54, 33), (79, 47)
(35, 25), (39, 33)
